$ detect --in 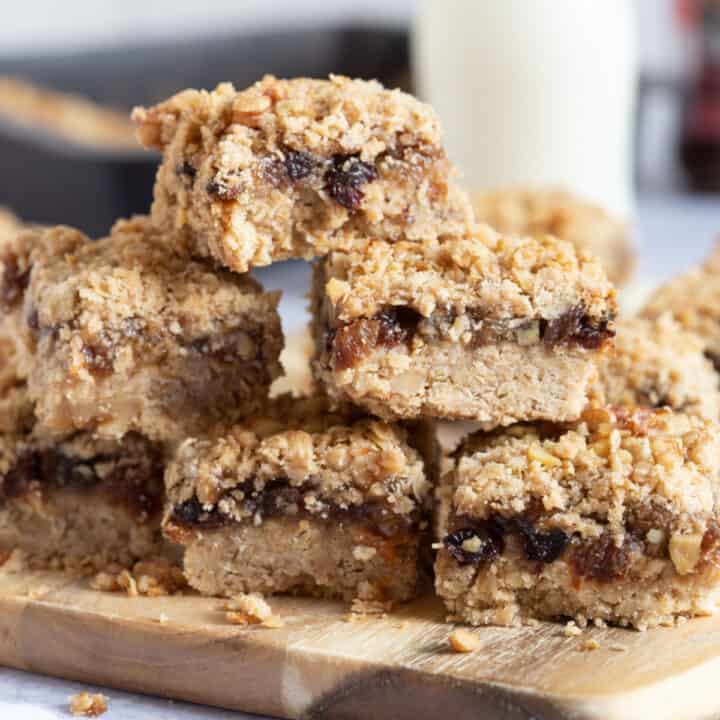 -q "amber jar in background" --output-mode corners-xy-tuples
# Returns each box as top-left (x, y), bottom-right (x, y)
(681, 0), (720, 192)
